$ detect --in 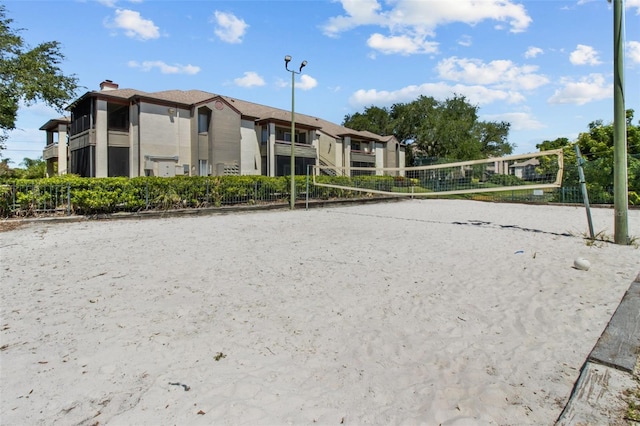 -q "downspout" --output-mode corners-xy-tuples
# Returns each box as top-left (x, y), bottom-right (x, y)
(90, 98), (94, 177)
(137, 99), (141, 176)
(175, 105), (180, 173)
